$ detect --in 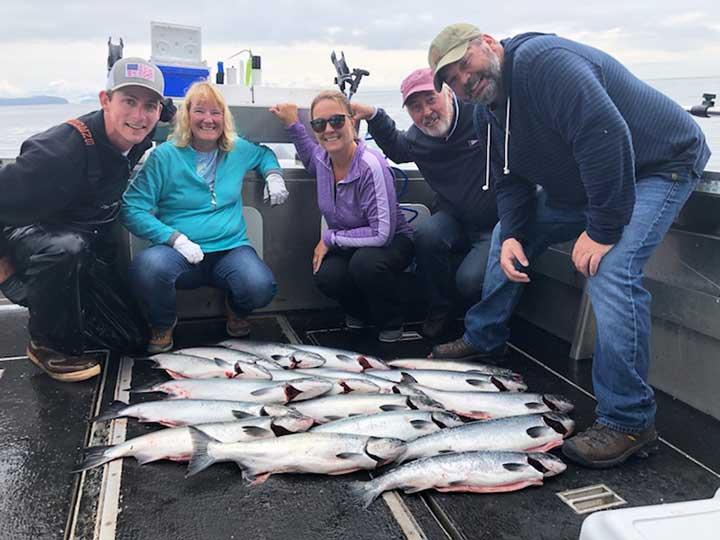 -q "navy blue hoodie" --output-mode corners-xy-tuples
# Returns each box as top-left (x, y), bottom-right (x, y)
(476, 33), (711, 244)
(368, 94), (498, 229)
